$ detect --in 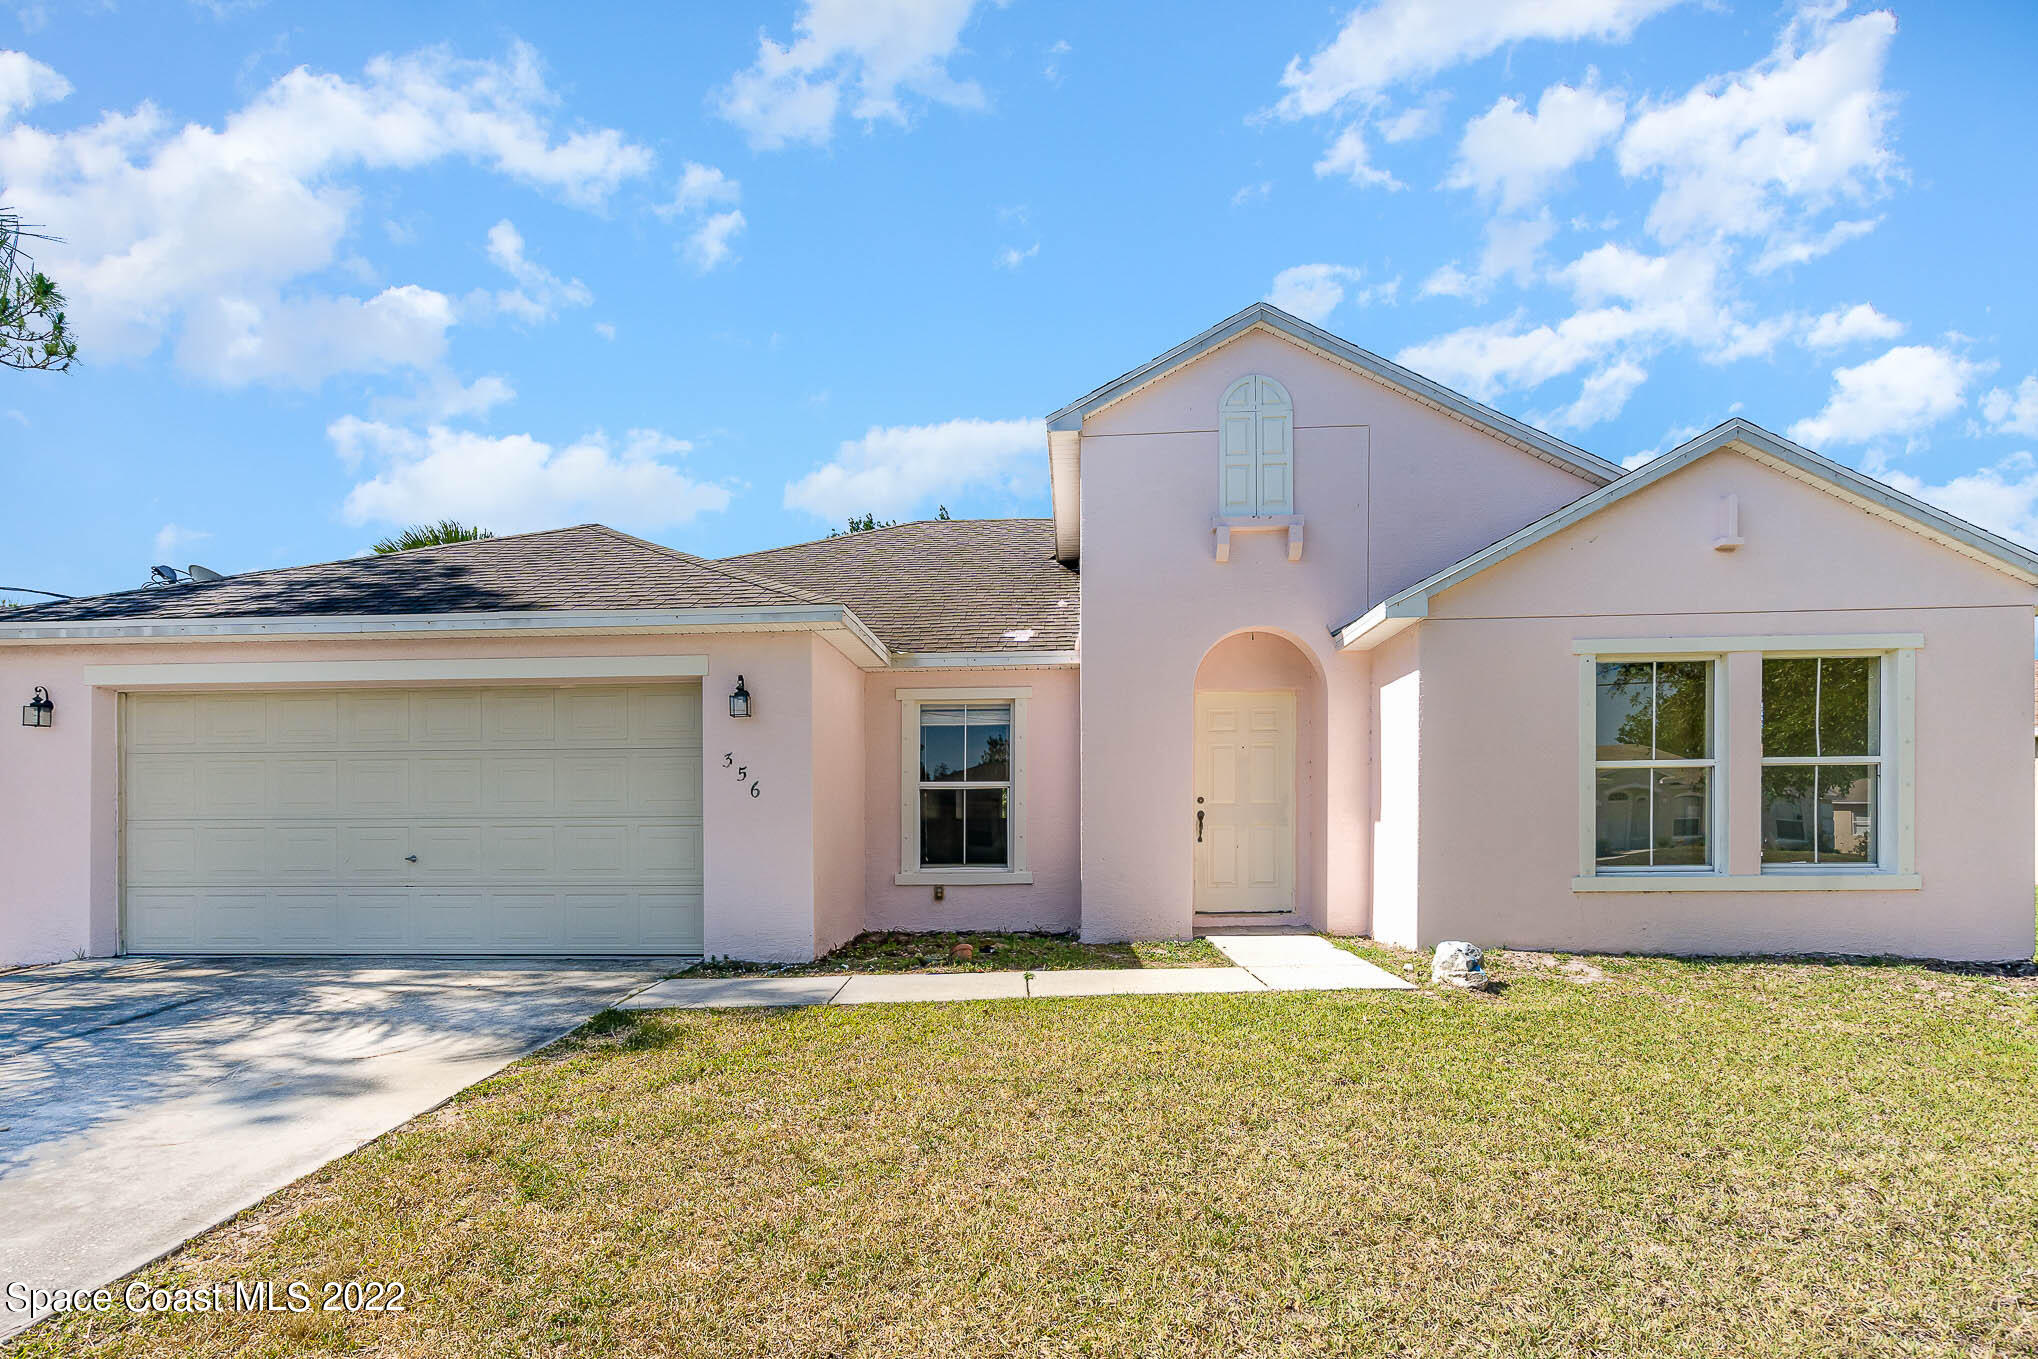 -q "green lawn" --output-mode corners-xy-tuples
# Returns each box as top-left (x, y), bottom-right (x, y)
(680, 928), (1228, 976)
(16, 950), (2038, 1358)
